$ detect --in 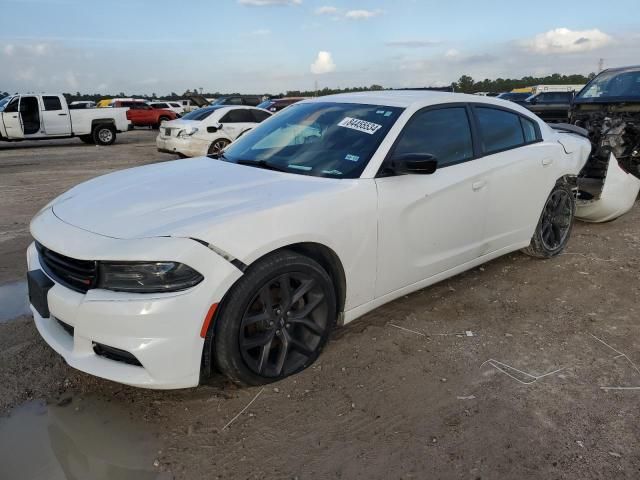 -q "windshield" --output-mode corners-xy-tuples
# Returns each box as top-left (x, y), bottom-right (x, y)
(257, 100), (275, 110)
(0, 96), (13, 112)
(221, 102), (404, 179)
(576, 69), (640, 101)
(180, 106), (222, 121)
